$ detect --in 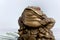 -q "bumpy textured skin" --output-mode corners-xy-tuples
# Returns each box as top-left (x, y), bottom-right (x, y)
(18, 6), (55, 40)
